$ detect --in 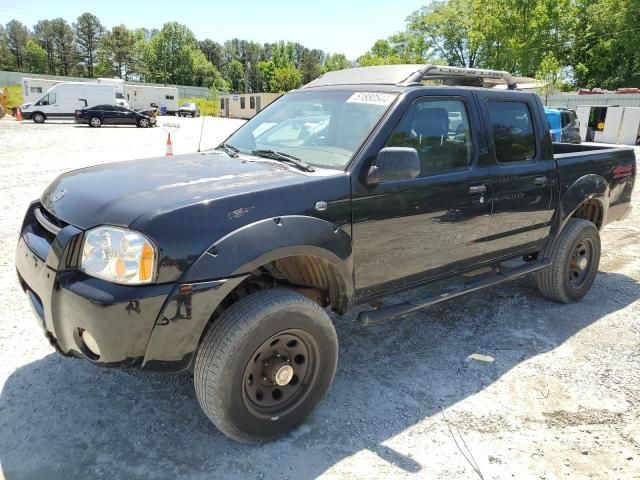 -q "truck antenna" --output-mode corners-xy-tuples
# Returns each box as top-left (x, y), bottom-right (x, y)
(197, 115), (206, 152)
